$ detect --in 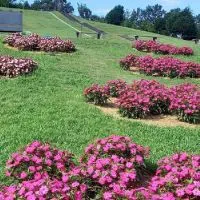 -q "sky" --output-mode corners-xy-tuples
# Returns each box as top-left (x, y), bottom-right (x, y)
(69, 0), (200, 16)
(28, 0), (200, 16)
